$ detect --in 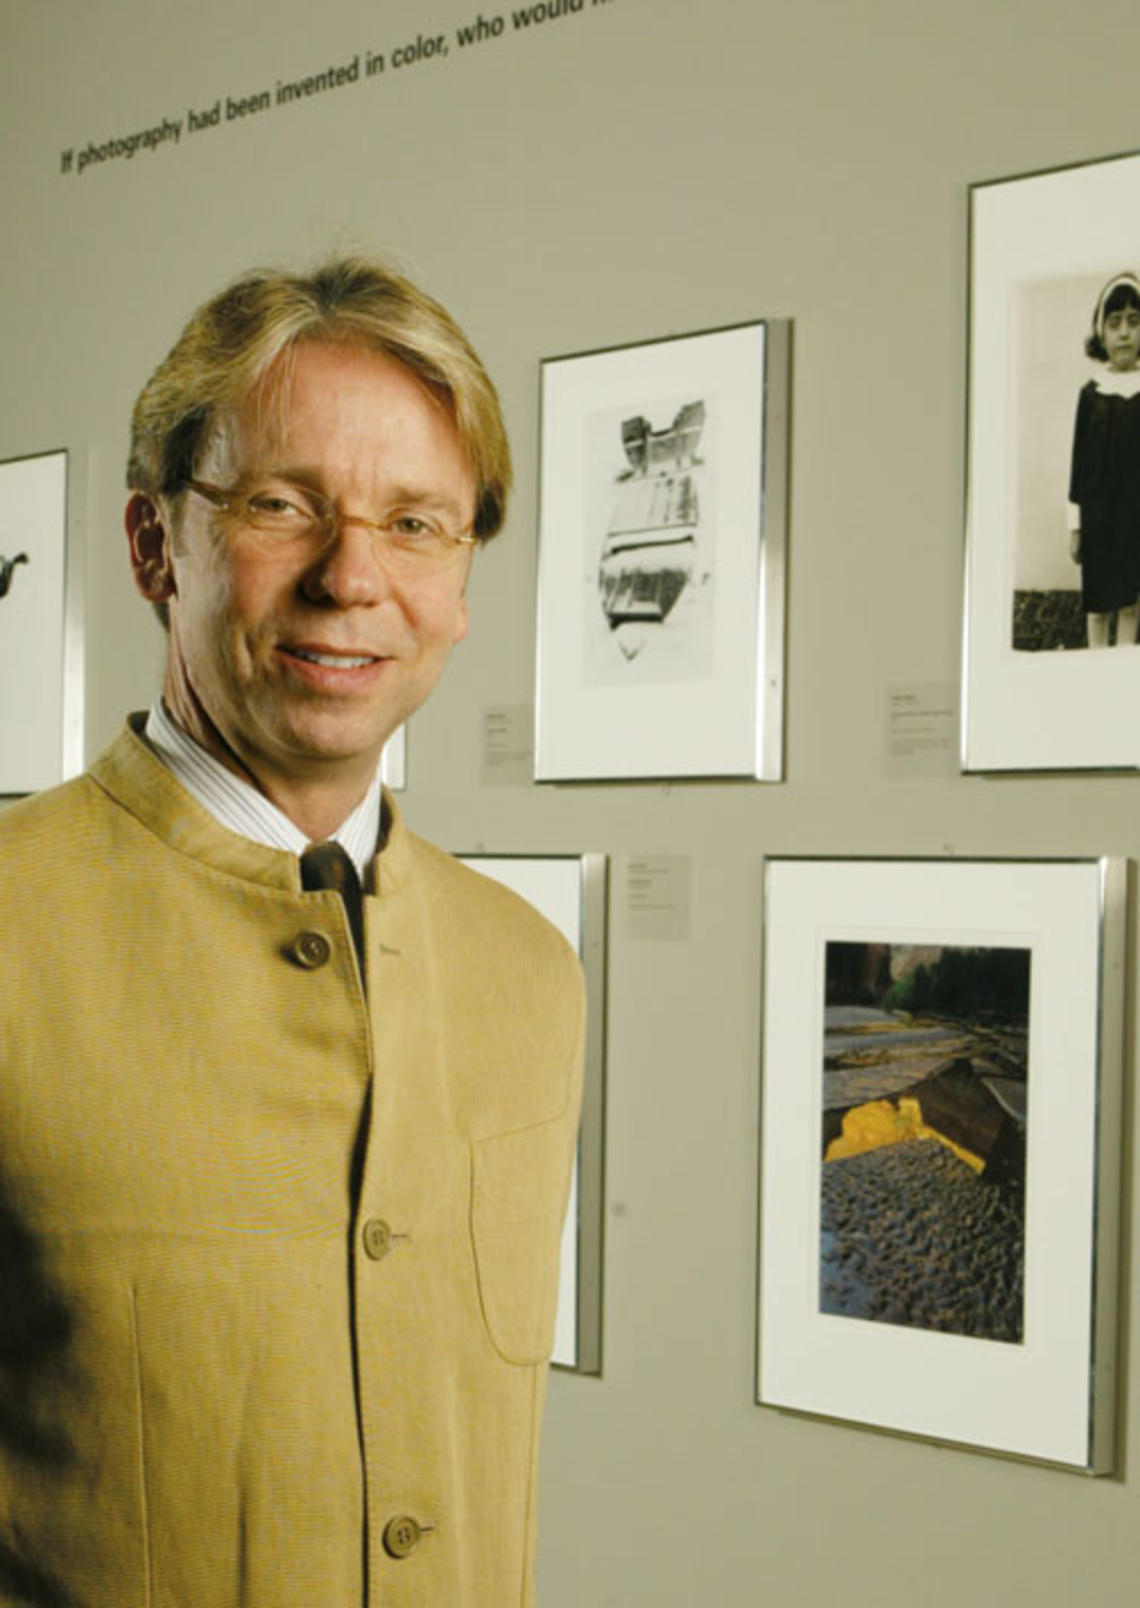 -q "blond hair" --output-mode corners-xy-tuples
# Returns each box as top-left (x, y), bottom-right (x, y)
(127, 257), (511, 538)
